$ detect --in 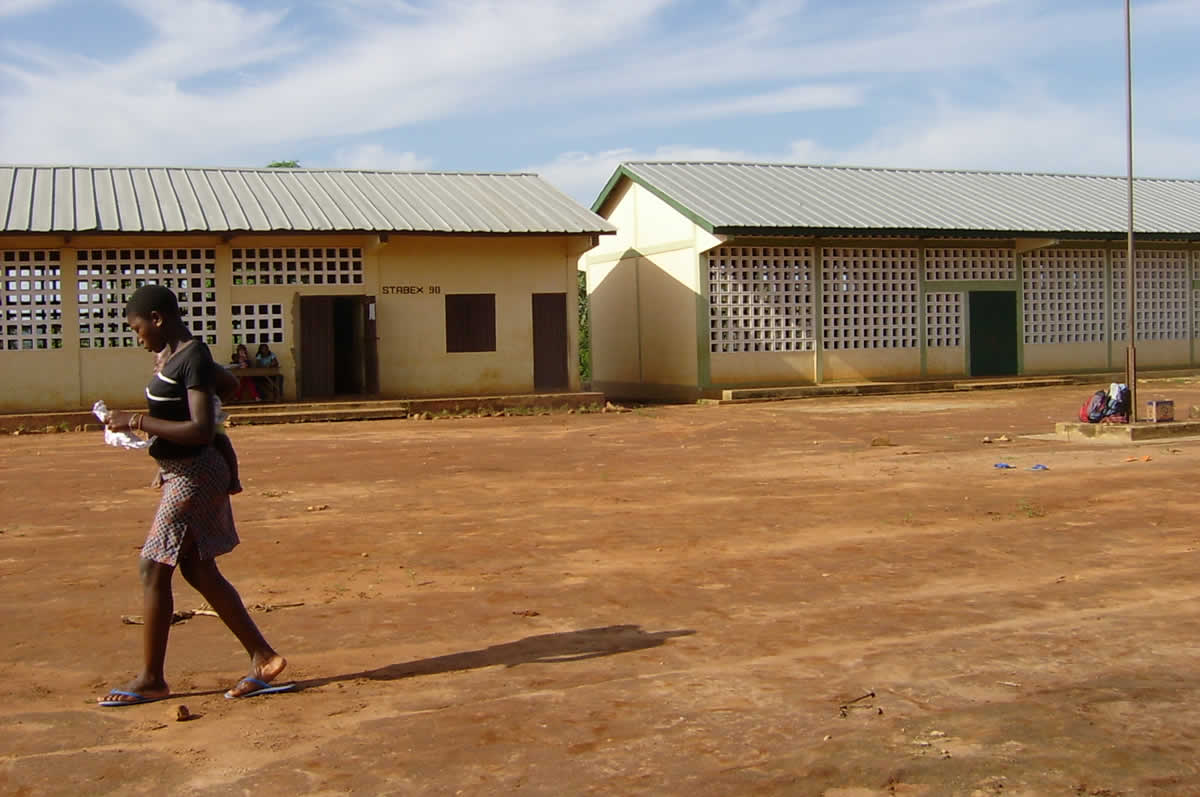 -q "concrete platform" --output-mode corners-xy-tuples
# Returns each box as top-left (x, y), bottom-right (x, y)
(717, 375), (1082, 404)
(1055, 420), (1200, 442)
(0, 392), (606, 434)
